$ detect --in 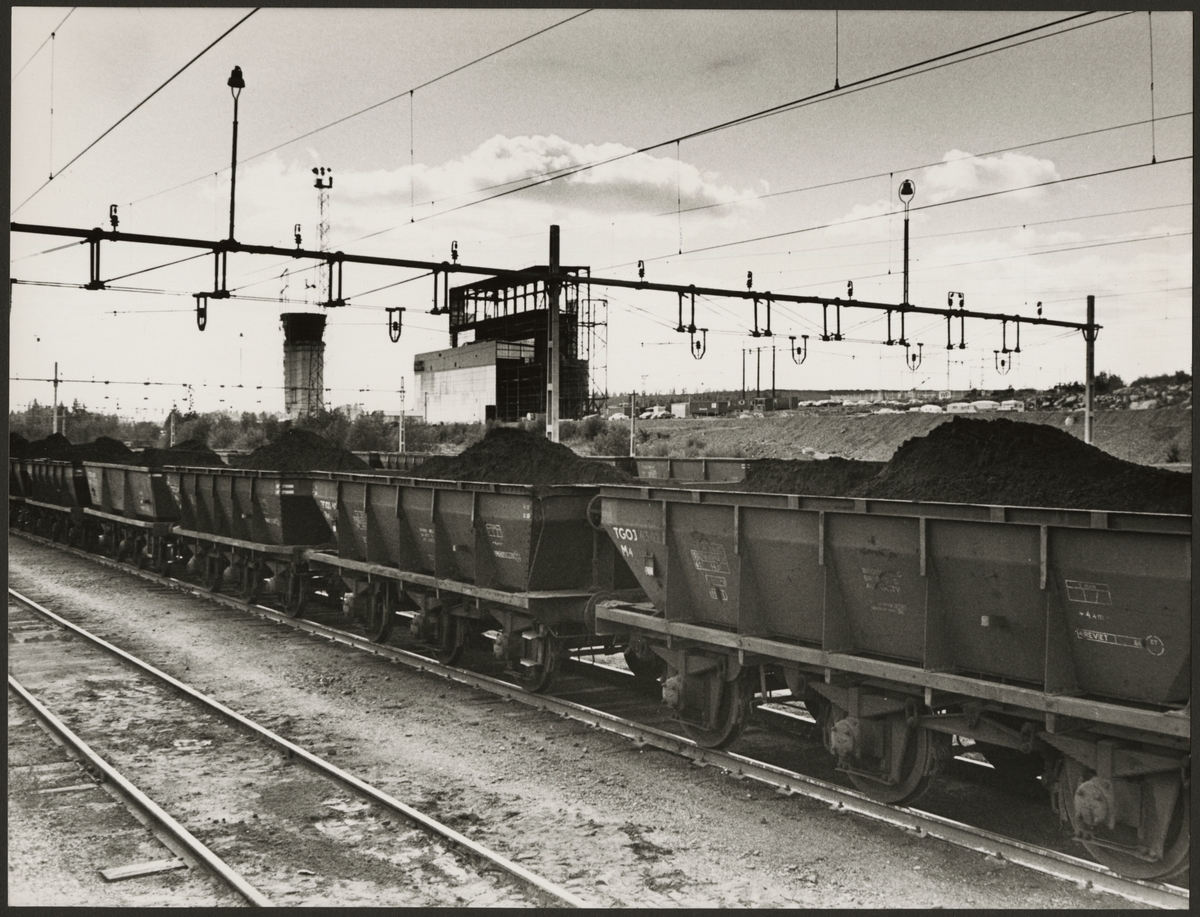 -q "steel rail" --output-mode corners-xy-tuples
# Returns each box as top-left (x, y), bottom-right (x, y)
(6, 672), (273, 908)
(9, 221), (1096, 331)
(7, 585), (591, 909)
(226, 591), (1192, 910)
(12, 531), (1188, 908)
